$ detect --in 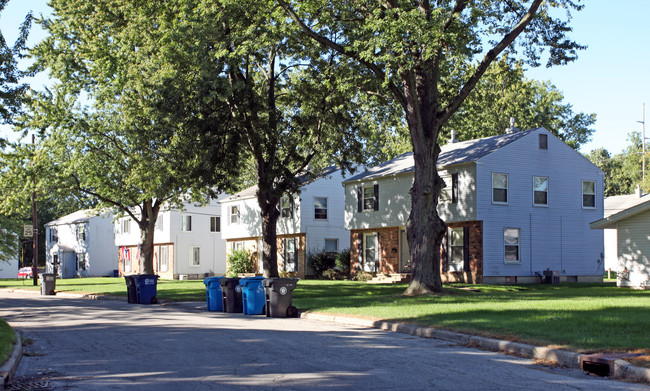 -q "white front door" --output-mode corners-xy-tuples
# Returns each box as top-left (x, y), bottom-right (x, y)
(363, 233), (378, 272)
